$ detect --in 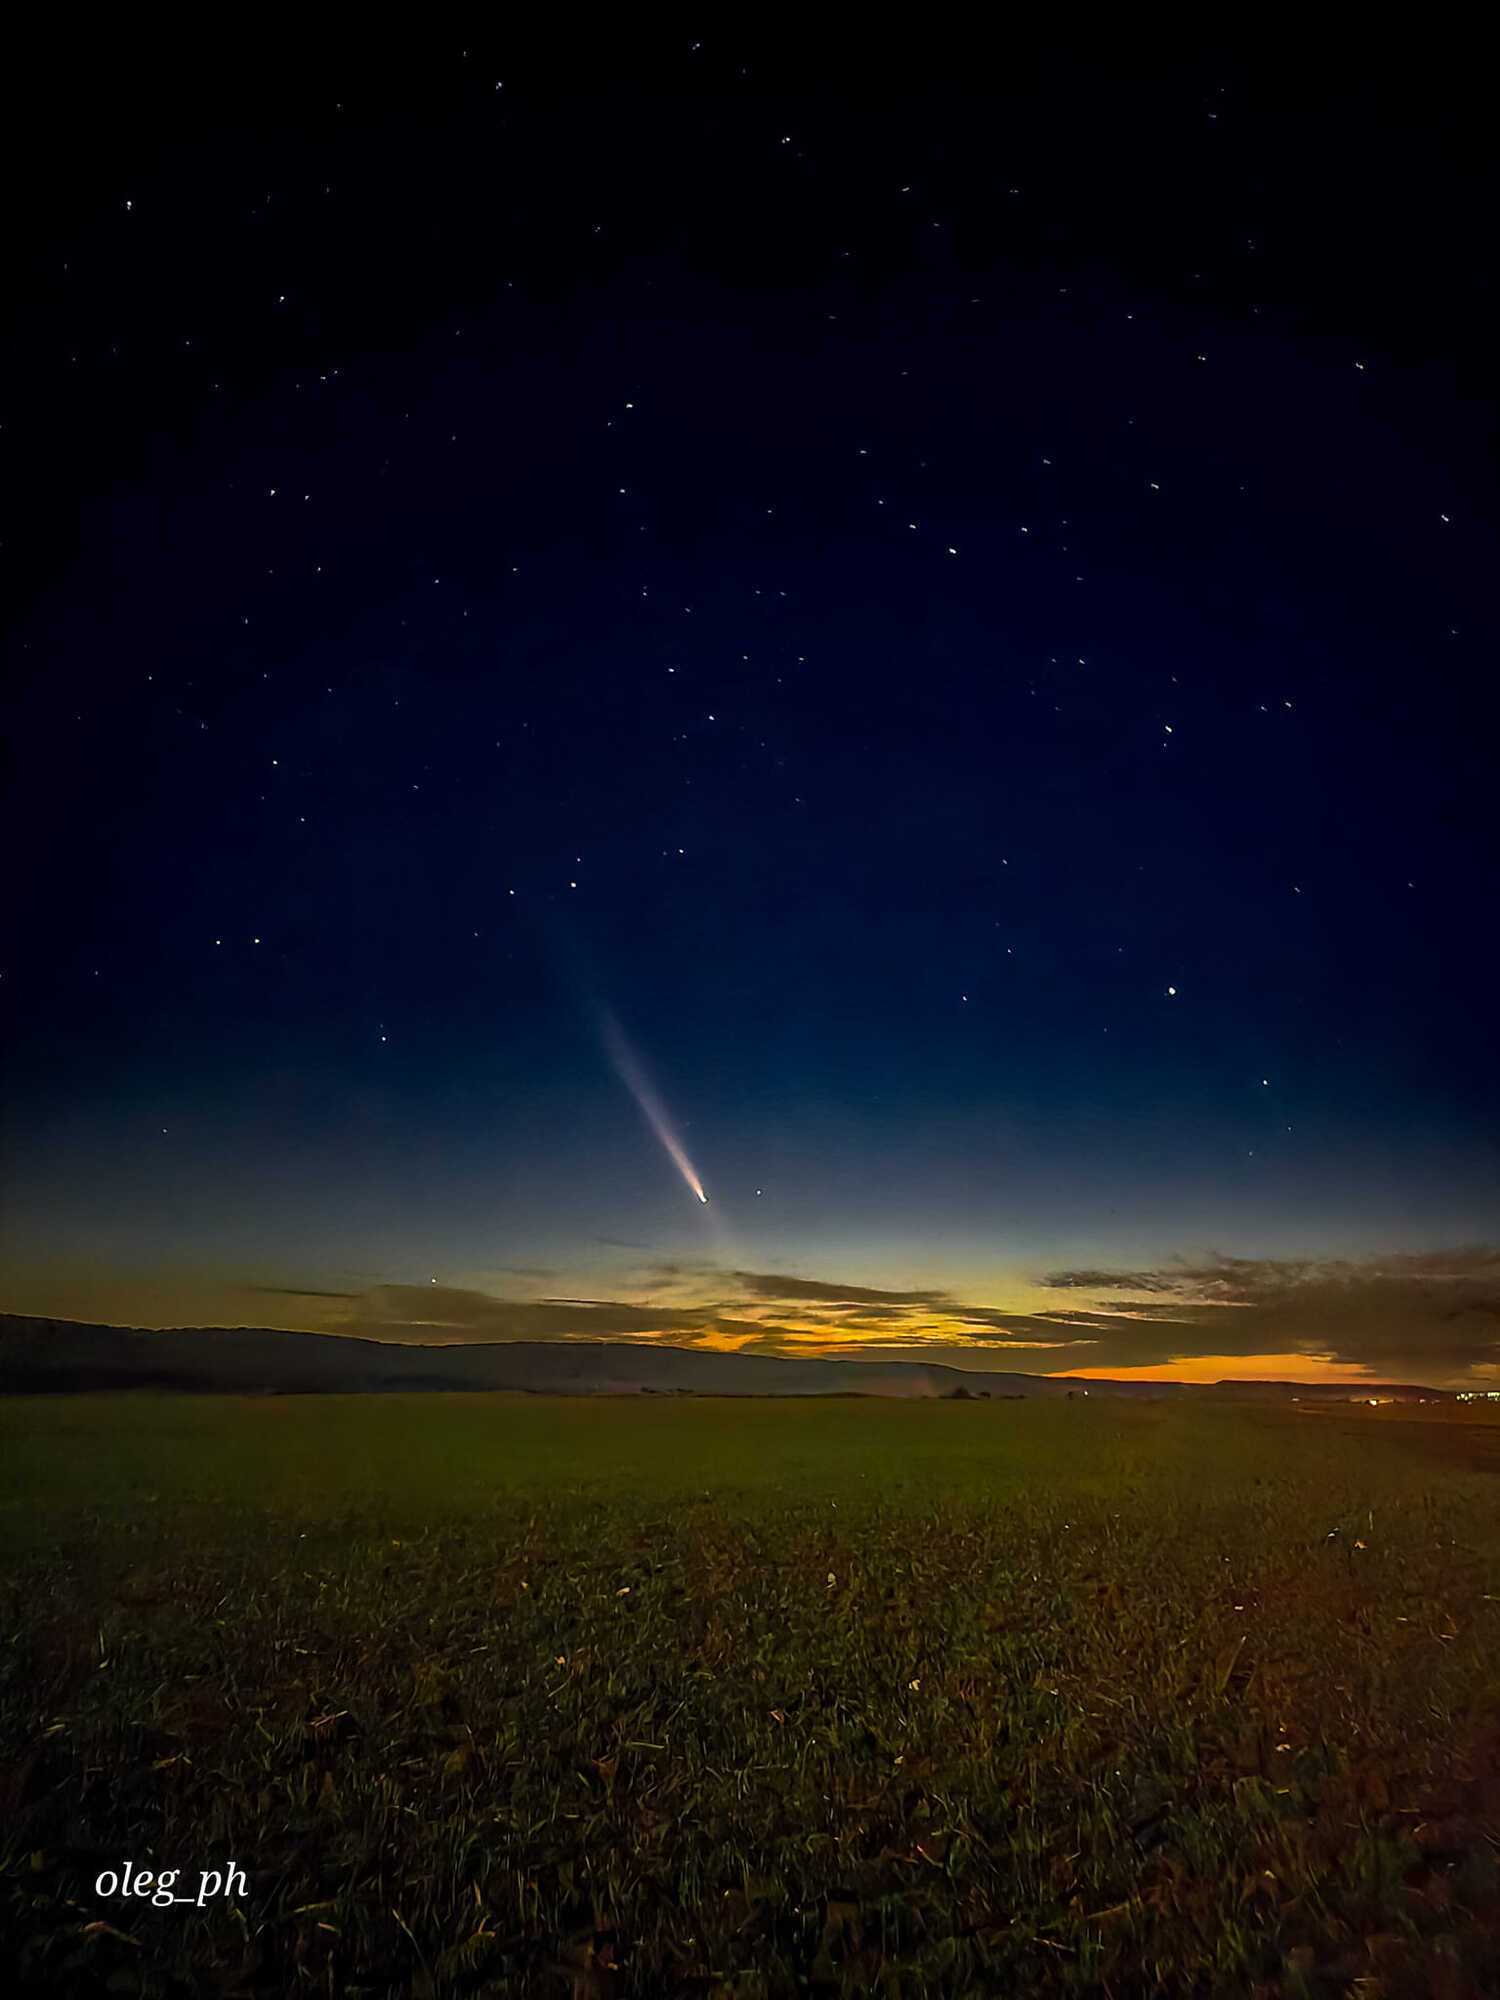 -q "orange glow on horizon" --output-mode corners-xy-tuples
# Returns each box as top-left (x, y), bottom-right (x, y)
(1059, 1352), (1377, 1385)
